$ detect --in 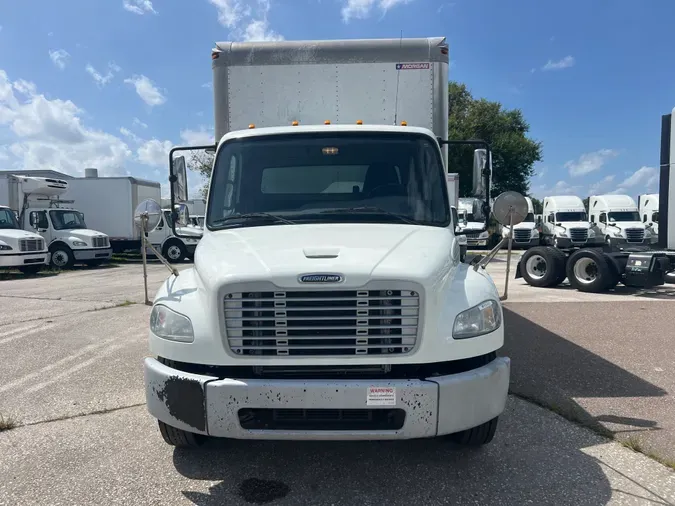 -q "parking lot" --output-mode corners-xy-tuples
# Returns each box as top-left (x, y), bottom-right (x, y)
(1, 259), (675, 505)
